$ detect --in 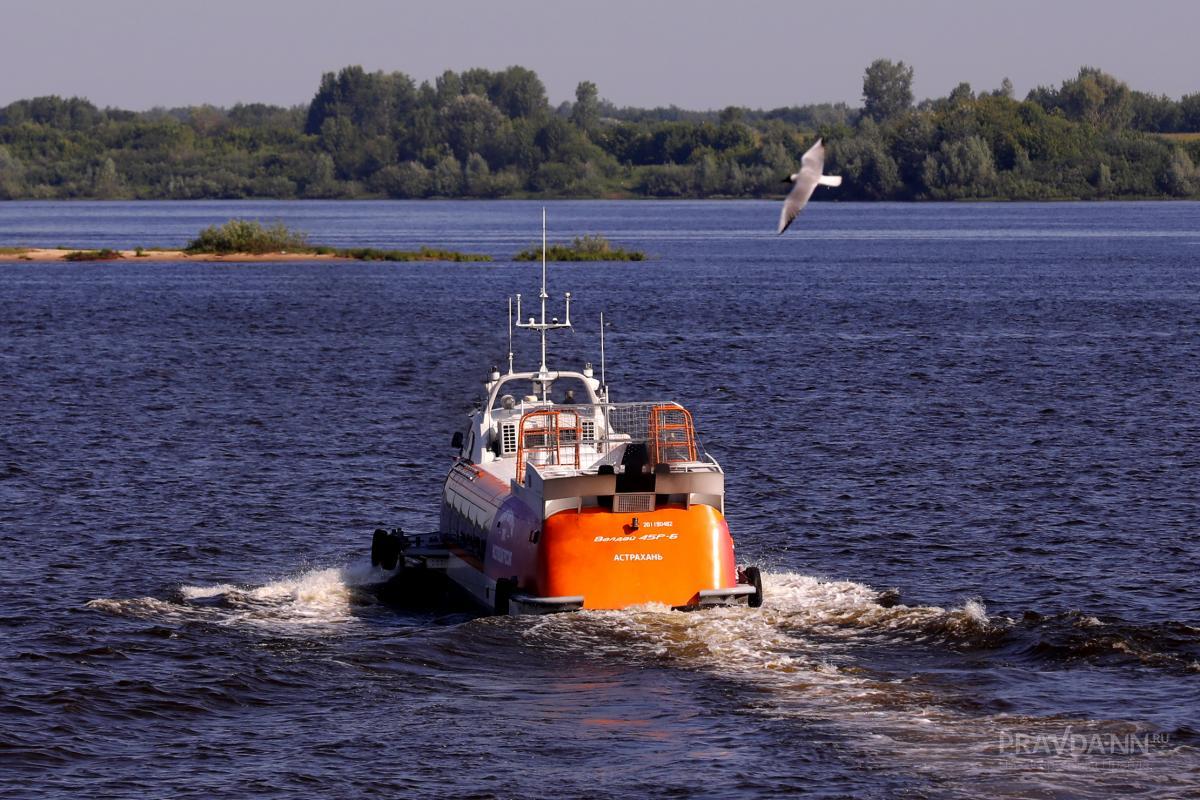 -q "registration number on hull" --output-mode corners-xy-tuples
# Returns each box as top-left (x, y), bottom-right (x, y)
(593, 533), (678, 542)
